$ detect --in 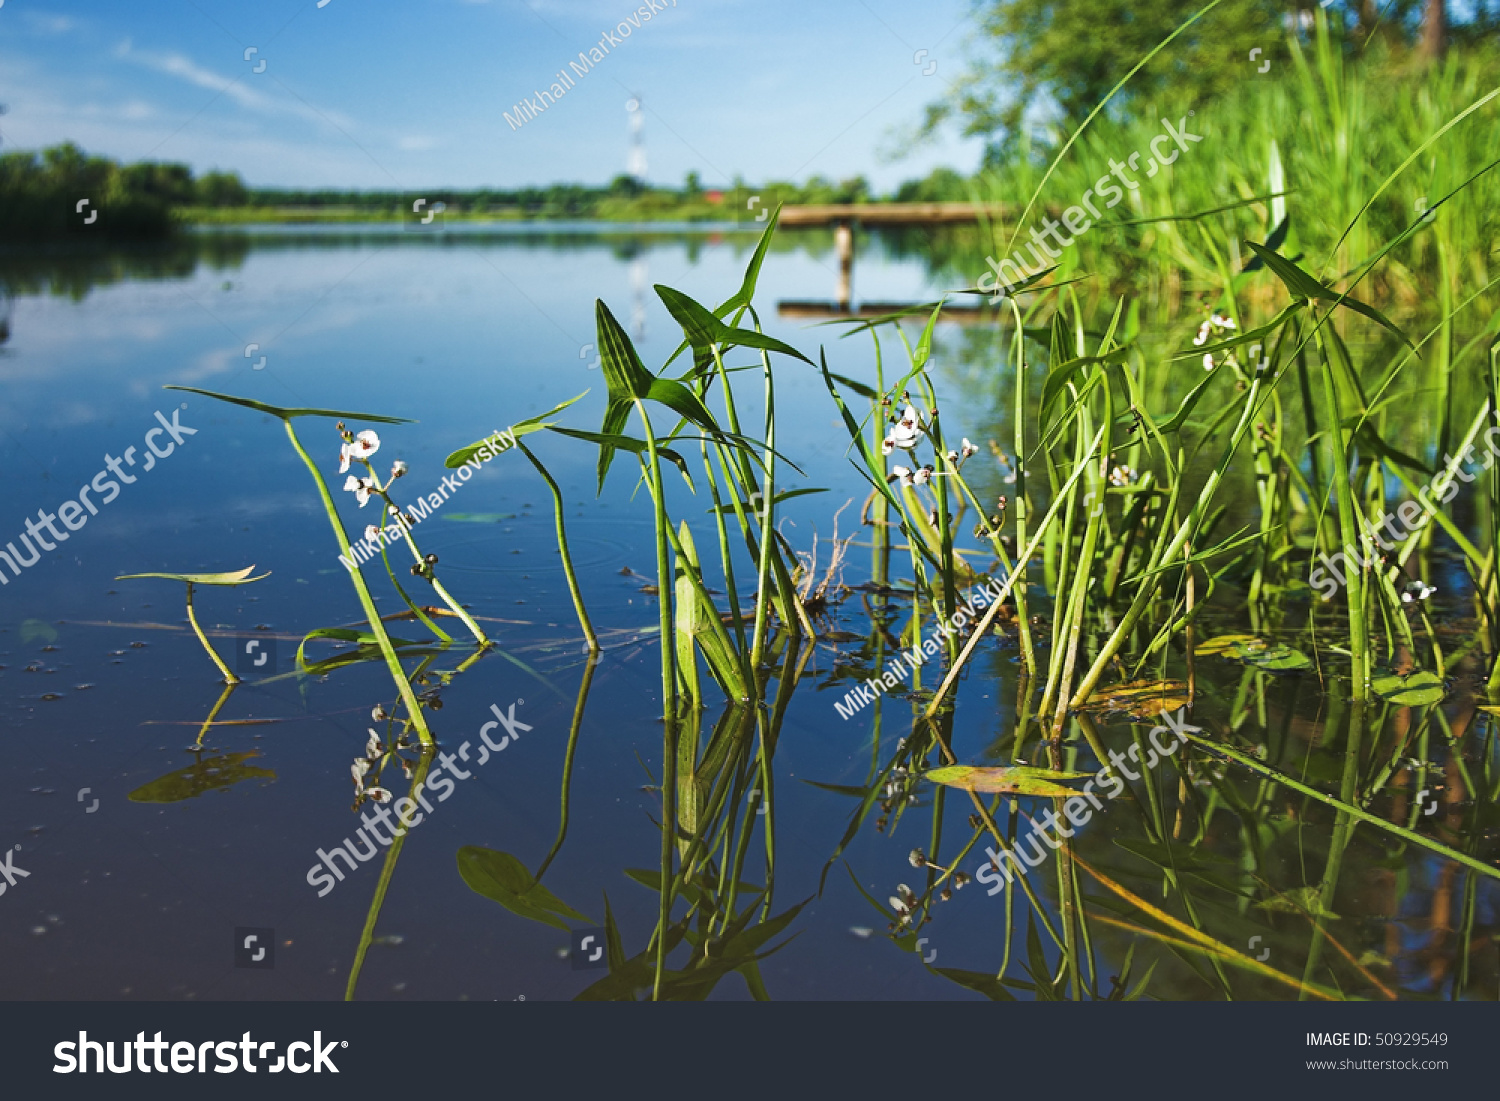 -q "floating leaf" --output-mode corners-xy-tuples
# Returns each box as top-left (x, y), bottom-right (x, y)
(1196, 634), (1311, 672)
(456, 846), (590, 931)
(1077, 679), (1192, 721)
(1195, 633), (1261, 656)
(1371, 670), (1446, 707)
(924, 764), (1091, 798)
(127, 751), (275, 803)
(116, 566), (269, 586)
